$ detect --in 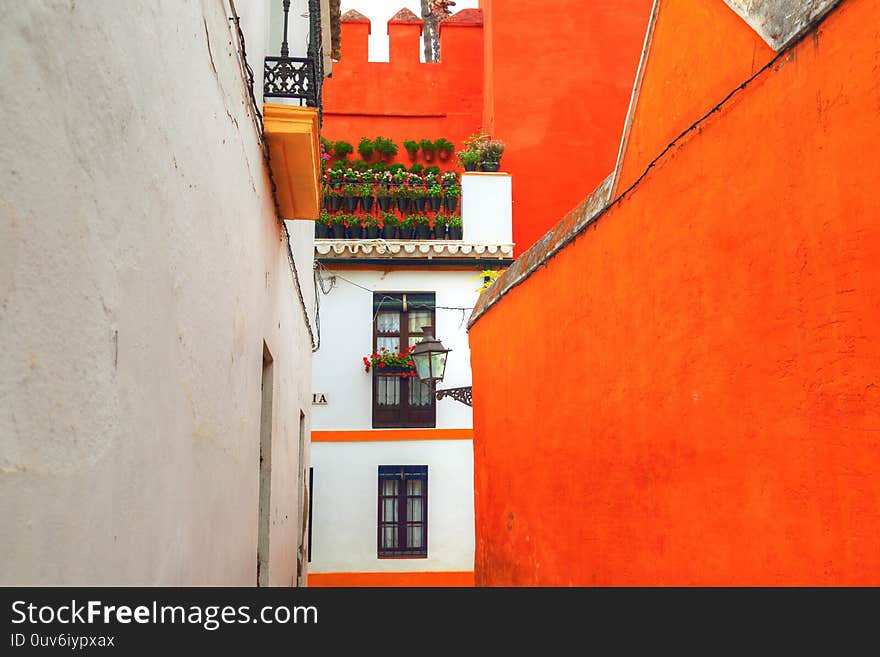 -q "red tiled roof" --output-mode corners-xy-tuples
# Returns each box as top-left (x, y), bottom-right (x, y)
(442, 8), (483, 26)
(341, 9), (370, 24)
(388, 7), (423, 24)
